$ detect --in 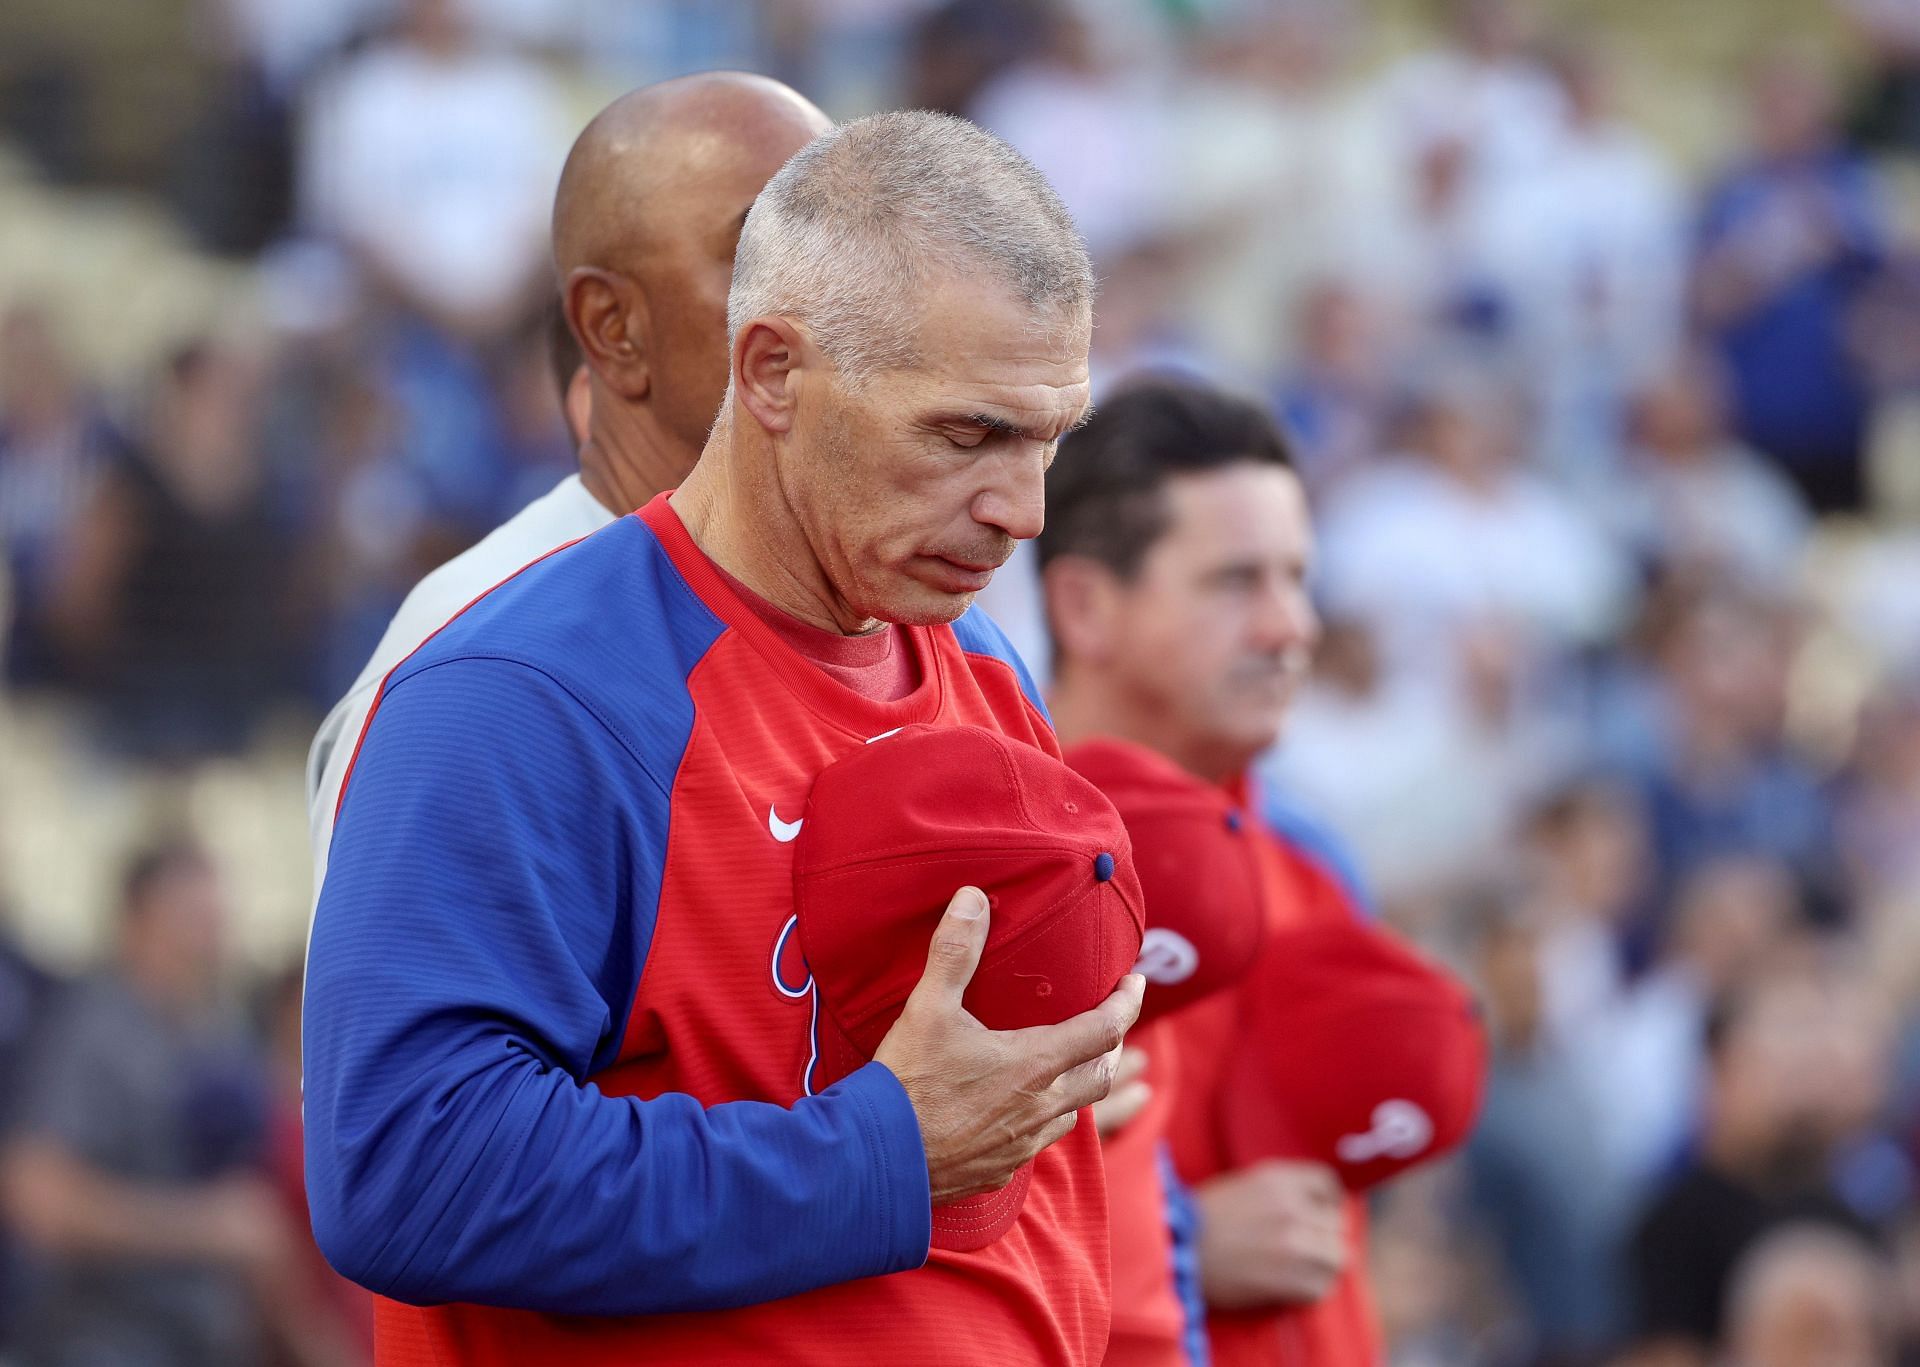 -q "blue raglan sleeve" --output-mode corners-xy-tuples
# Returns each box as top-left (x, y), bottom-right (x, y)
(303, 656), (931, 1314)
